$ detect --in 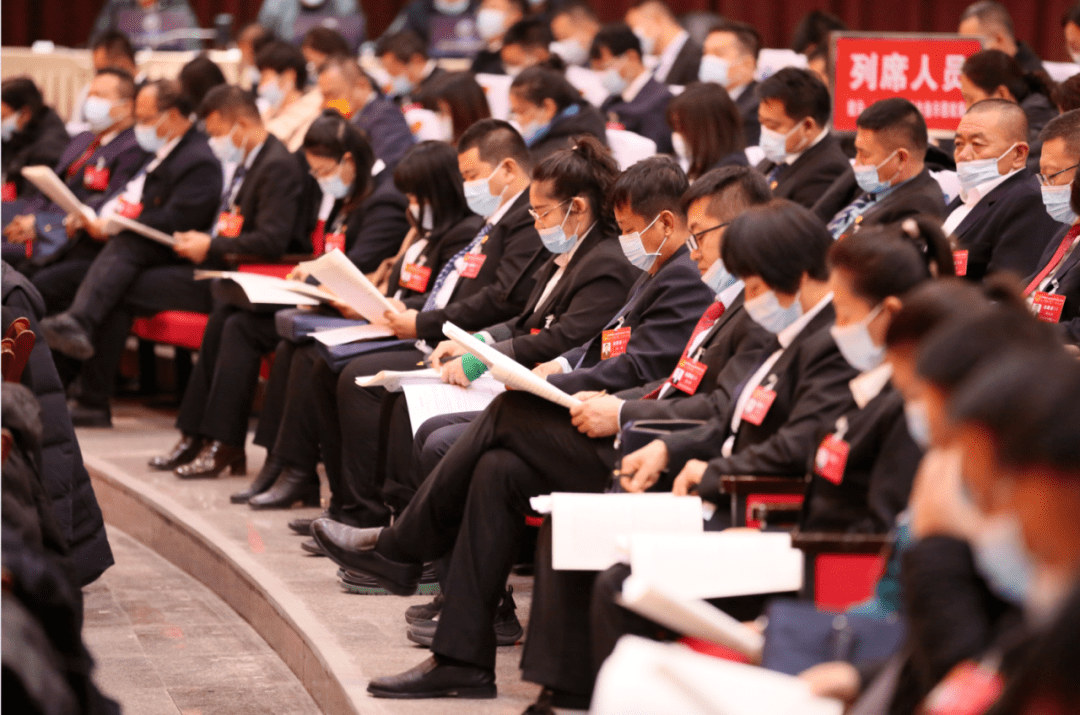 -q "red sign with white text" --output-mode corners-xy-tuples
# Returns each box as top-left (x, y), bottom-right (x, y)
(831, 34), (983, 132)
